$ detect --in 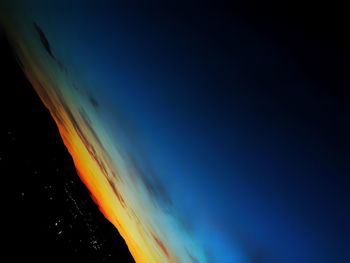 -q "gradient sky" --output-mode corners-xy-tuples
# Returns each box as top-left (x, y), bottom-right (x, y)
(1, 1), (349, 262)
